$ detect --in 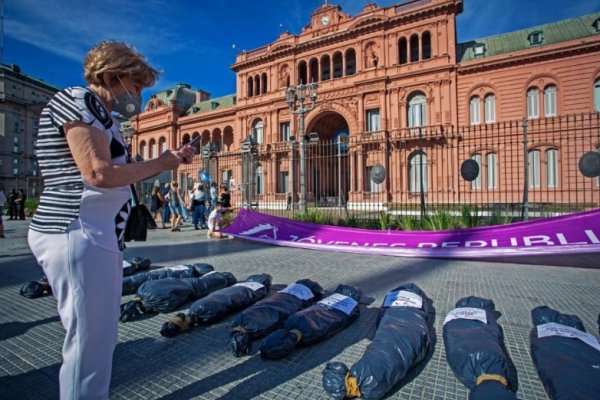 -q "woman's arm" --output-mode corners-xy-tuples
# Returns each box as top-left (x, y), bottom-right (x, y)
(65, 121), (194, 188)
